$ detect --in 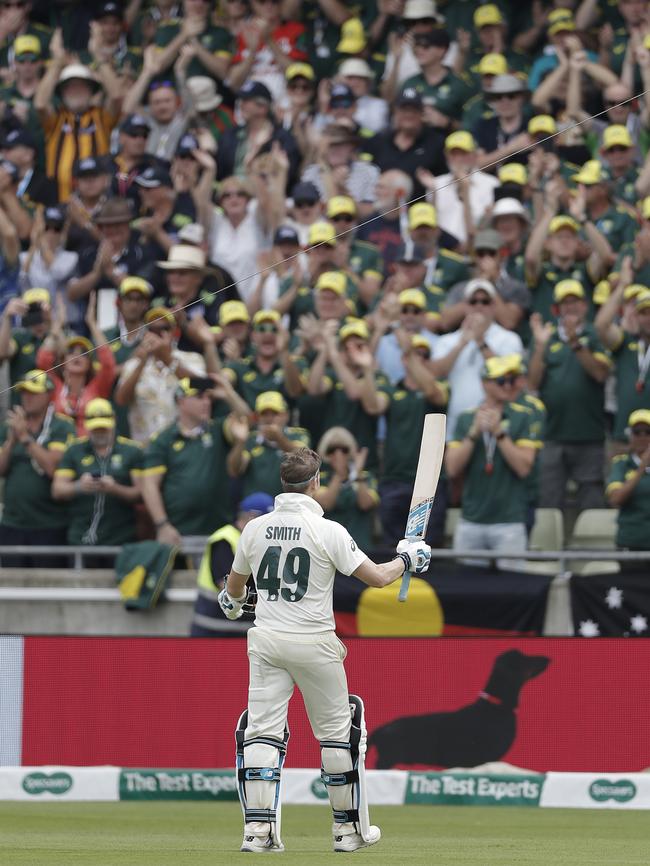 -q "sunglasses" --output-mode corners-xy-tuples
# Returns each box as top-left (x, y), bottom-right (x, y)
(468, 297), (492, 306)
(606, 145), (628, 153)
(126, 129), (148, 139)
(490, 93), (519, 101)
(326, 445), (350, 456)
(631, 427), (650, 436)
(254, 323), (277, 333)
(413, 39), (437, 48)
(294, 200), (317, 208)
(222, 190), (247, 199)
(401, 305), (423, 314)
(331, 214), (354, 222)
(493, 375), (518, 386)
(475, 249), (497, 257)
(45, 223), (64, 231)
(288, 81), (313, 91)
